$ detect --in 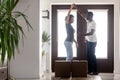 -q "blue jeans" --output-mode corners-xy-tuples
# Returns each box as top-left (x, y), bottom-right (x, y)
(87, 41), (97, 73)
(64, 41), (73, 61)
